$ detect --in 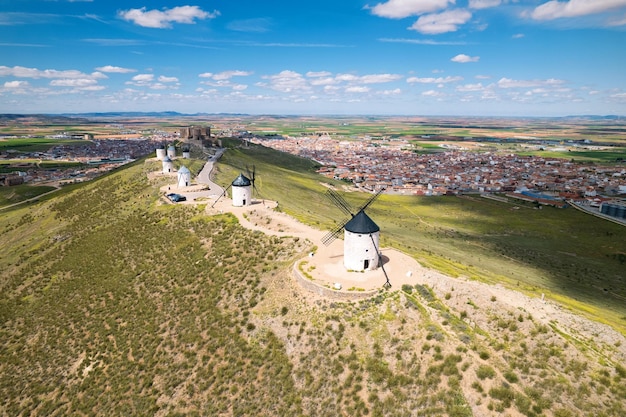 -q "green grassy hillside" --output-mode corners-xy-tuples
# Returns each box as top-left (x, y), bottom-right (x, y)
(214, 139), (626, 335)
(1, 146), (625, 416)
